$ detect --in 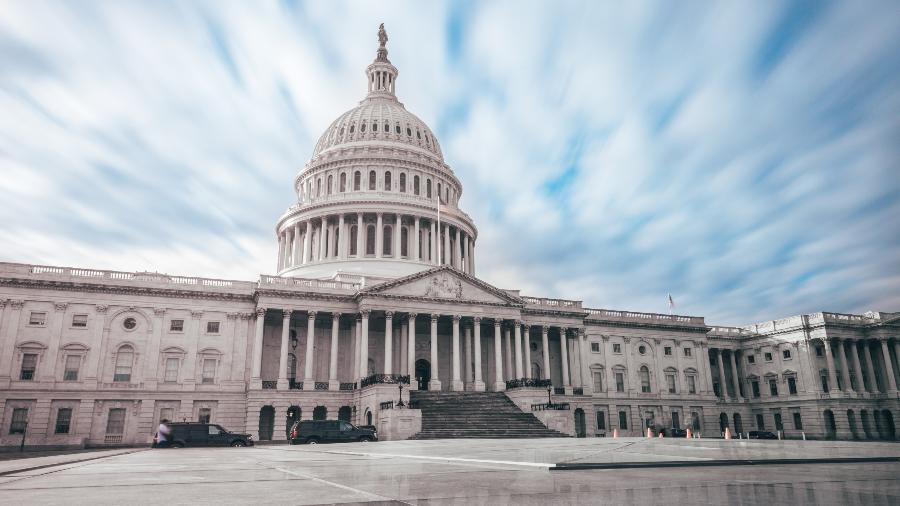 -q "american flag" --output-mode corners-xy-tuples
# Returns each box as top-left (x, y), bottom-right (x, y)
(667, 293), (675, 314)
